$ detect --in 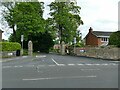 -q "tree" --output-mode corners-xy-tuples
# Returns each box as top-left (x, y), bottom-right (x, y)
(7, 2), (54, 52)
(109, 31), (120, 47)
(31, 31), (54, 53)
(2, 2), (17, 41)
(49, 0), (83, 44)
(2, 2), (45, 42)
